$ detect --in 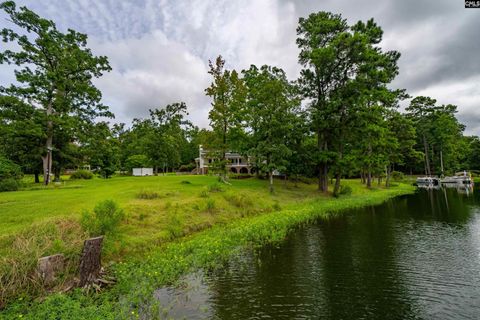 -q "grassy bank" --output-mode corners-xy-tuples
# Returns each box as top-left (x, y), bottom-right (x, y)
(0, 175), (415, 319)
(0, 175), (328, 307)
